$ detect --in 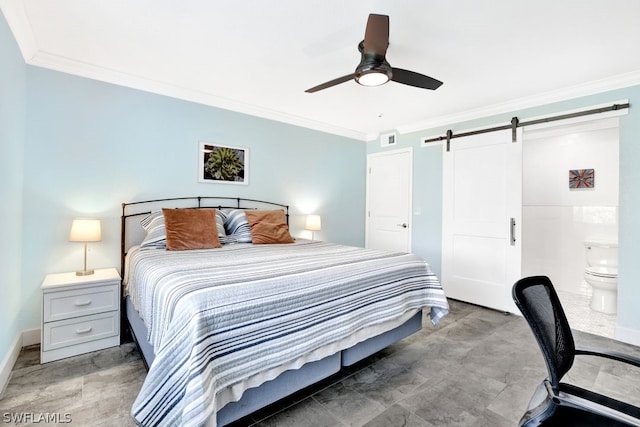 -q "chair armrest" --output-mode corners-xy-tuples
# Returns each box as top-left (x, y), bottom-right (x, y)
(575, 347), (640, 368)
(518, 381), (557, 427)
